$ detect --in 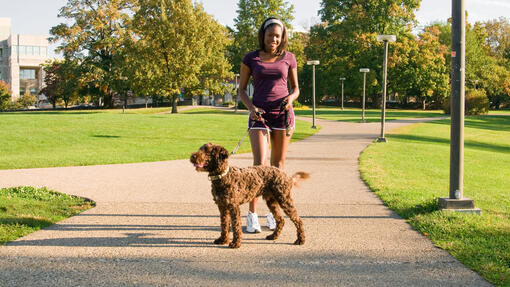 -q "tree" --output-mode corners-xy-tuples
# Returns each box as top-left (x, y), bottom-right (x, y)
(0, 80), (11, 111)
(482, 17), (510, 65)
(130, 0), (232, 113)
(301, 0), (422, 107)
(430, 20), (510, 109)
(50, 0), (135, 107)
(40, 59), (82, 109)
(40, 60), (62, 108)
(390, 27), (449, 109)
(229, 0), (295, 74)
